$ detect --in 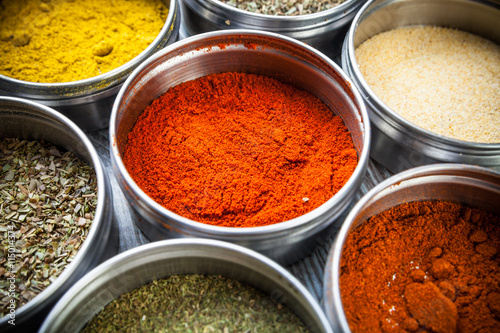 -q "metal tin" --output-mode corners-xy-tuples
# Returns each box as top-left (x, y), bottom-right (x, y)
(0, 0), (180, 132)
(39, 238), (333, 332)
(341, 0), (500, 173)
(179, 0), (365, 61)
(323, 164), (500, 332)
(109, 30), (370, 266)
(0, 97), (116, 332)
